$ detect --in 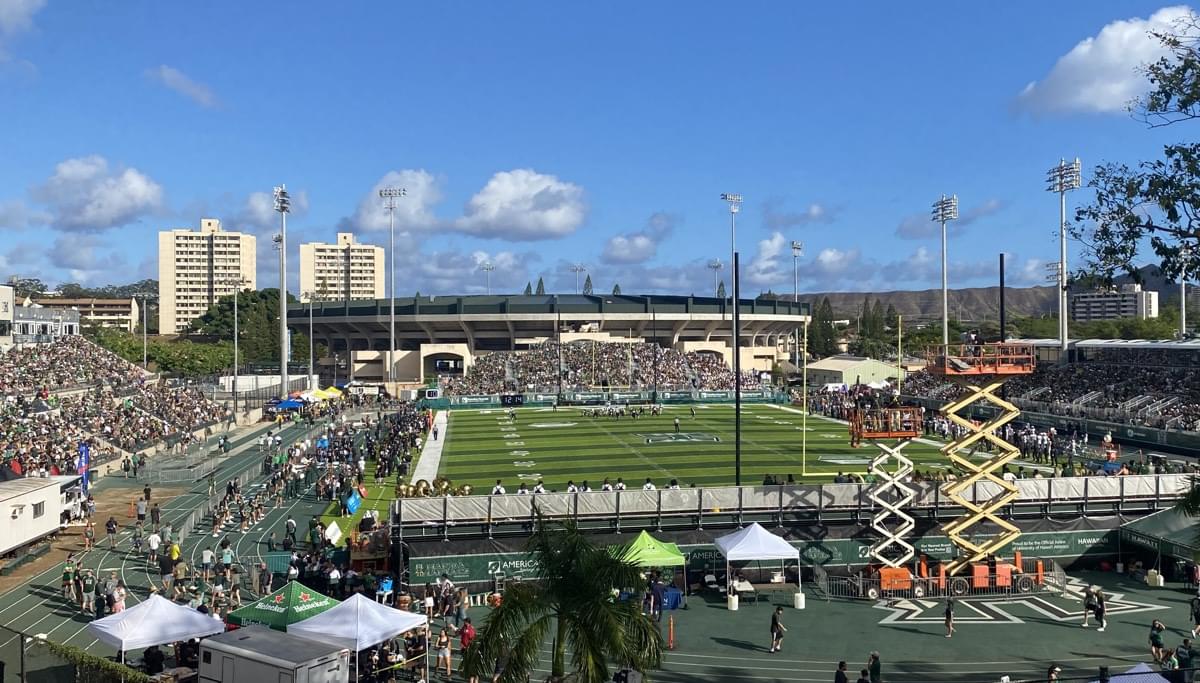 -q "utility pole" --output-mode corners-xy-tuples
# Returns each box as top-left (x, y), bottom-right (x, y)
(707, 259), (723, 297)
(791, 240), (803, 369)
(480, 262), (495, 295)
